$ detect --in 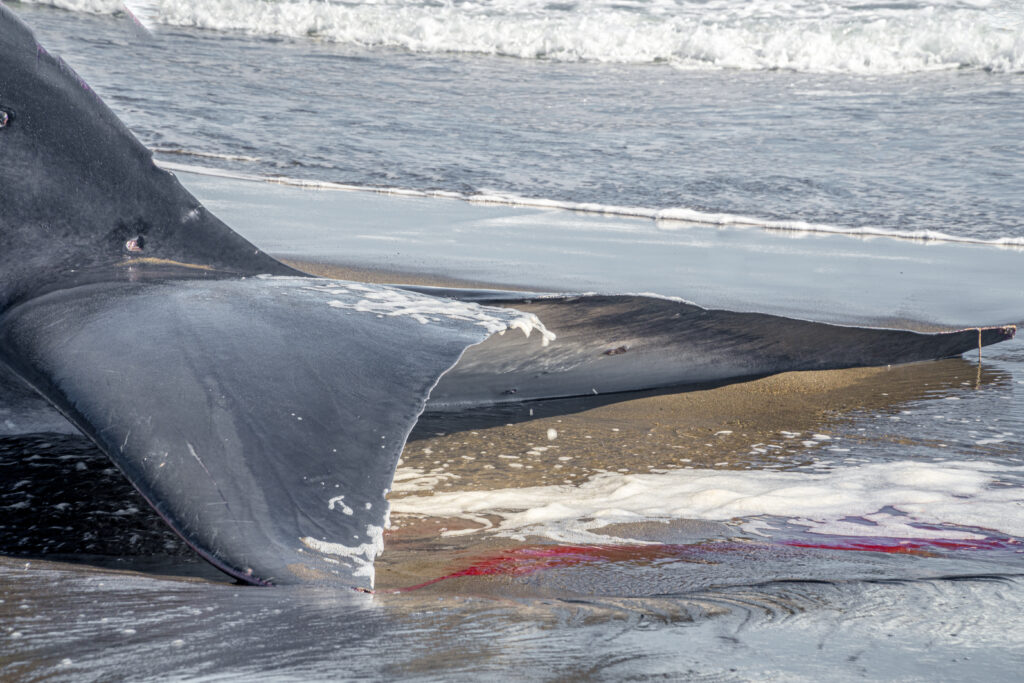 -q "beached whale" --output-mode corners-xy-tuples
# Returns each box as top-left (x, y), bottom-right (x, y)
(0, 6), (1015, 588)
